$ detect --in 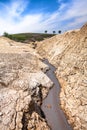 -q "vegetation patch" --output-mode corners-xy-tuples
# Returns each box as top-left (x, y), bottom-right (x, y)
(3, 32), (55, 43)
